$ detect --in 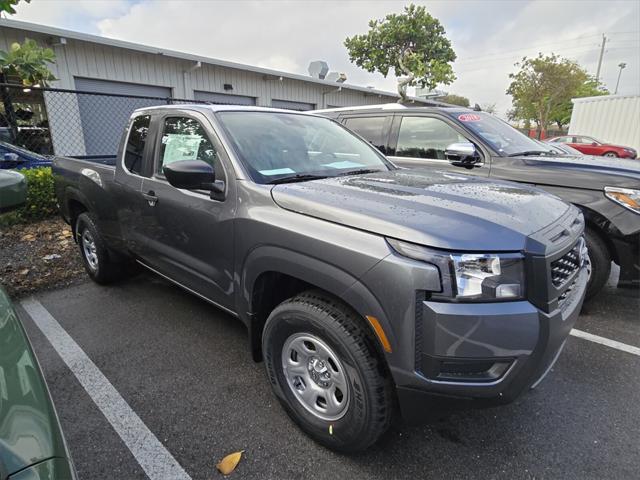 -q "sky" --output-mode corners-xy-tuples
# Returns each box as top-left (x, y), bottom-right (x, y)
(7, 0), (640, 117)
